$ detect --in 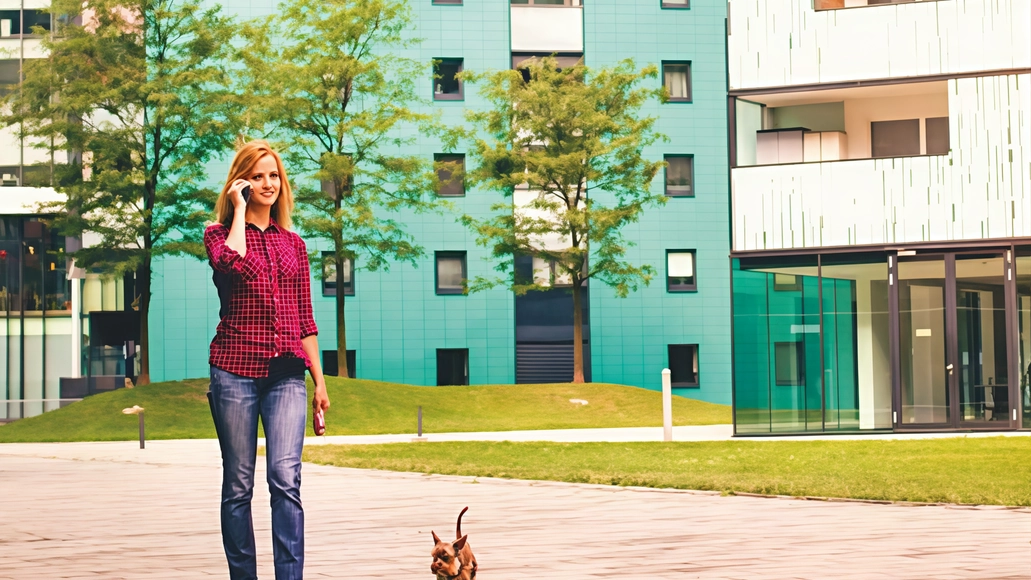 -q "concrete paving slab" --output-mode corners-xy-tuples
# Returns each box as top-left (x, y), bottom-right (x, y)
(1, 439), (1029, 579)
